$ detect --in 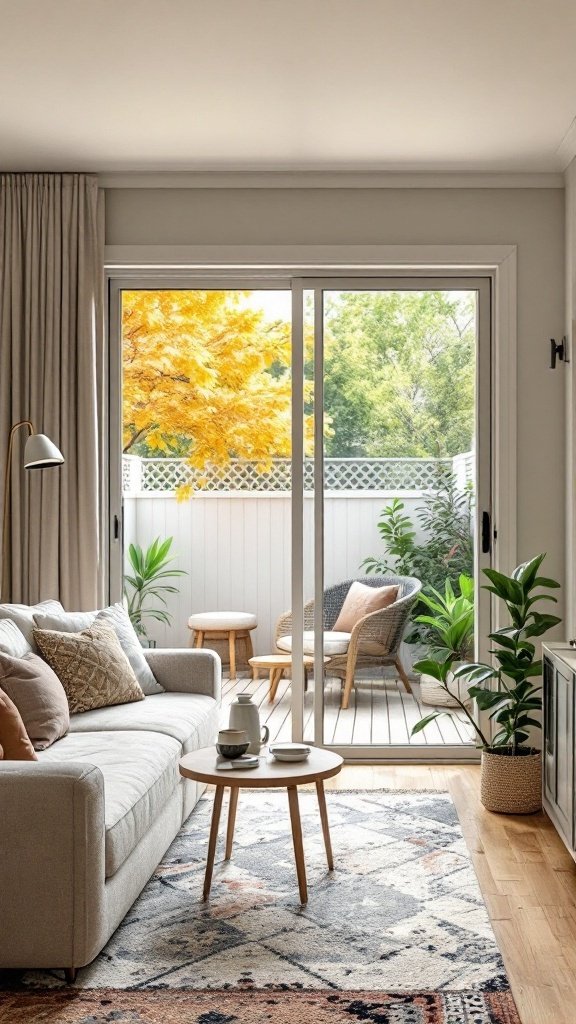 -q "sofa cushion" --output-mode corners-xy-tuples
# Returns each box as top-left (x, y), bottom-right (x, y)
(0, 599), (63, 650)
(33, 602), (162, 696)
(0, 619), (31, 658)
(39, 729), (181, 877)
(33, 623), (145, 714)
(0, 651), (69, 750)
(68, 691), (218, 754)
(277, 630), (351, 656)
